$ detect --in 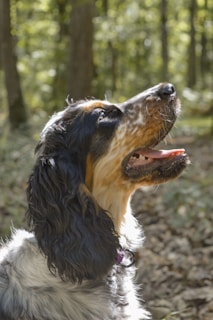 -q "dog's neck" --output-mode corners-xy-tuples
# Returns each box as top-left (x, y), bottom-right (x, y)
(92, 185), (133, 232)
